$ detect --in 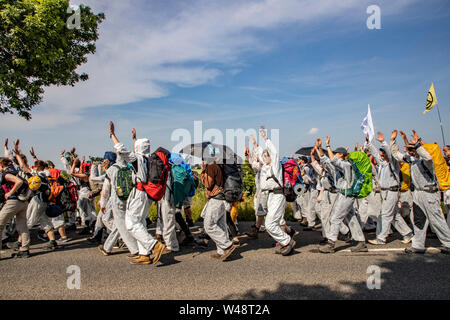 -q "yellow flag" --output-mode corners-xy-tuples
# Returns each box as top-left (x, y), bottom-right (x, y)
(424, 83), (437, 114)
